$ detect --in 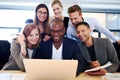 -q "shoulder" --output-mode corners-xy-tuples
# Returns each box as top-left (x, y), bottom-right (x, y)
(64, 17), (69, 20)
(83, 17), (97, 21)
(94, 38), (110, 42)
(63, 37), (77, 45)
(83, 17), (100, 26)
(94, 38), (112, 46)
(39, 39), (52, 46)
